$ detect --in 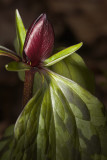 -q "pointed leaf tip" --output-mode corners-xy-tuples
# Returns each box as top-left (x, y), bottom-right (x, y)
(16, 9), (26, 57)
(16, 9), (19, 17)
(44, 42), (83, 67)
